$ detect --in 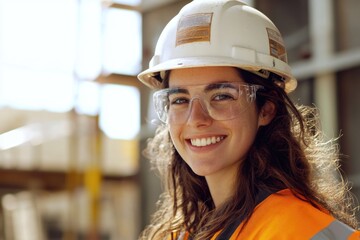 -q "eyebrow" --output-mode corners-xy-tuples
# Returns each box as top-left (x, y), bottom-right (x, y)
(204, 82), (237, 92)
(168, 82), (237, 95)
(168, 88), (188, 95)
